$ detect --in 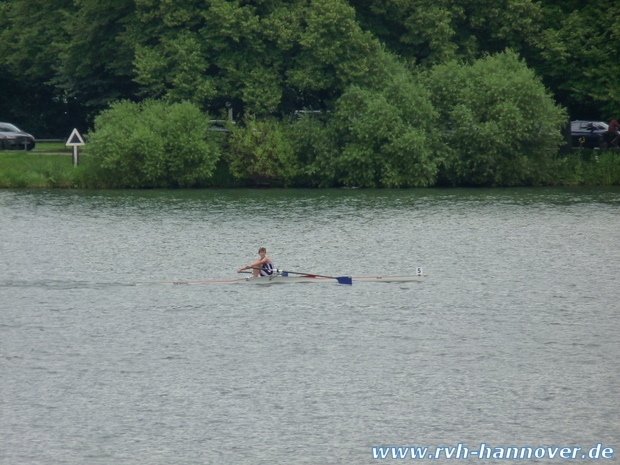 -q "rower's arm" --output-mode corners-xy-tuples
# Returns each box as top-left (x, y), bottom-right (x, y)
(239, 257), (267, 272)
